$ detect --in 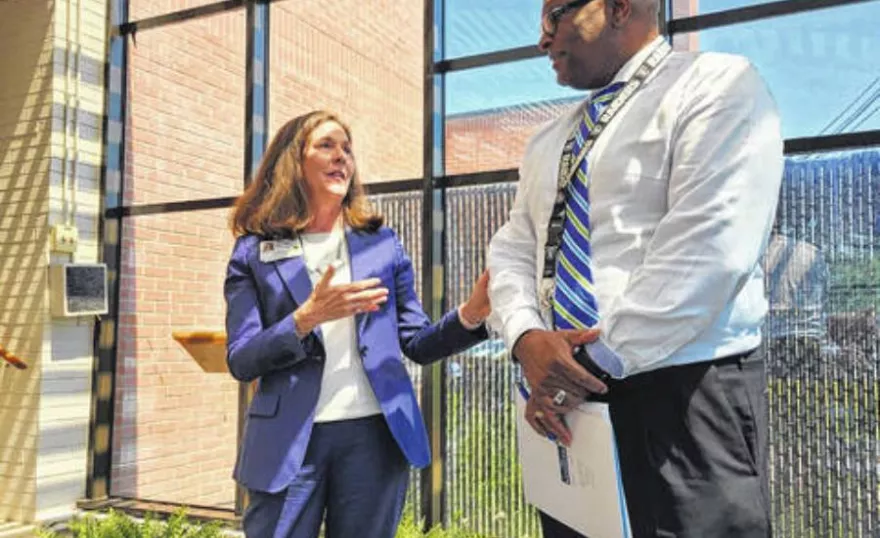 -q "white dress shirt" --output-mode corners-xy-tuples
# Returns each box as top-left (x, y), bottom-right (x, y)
(300, 228), (382, 422)
(487, 37), (784, 378)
